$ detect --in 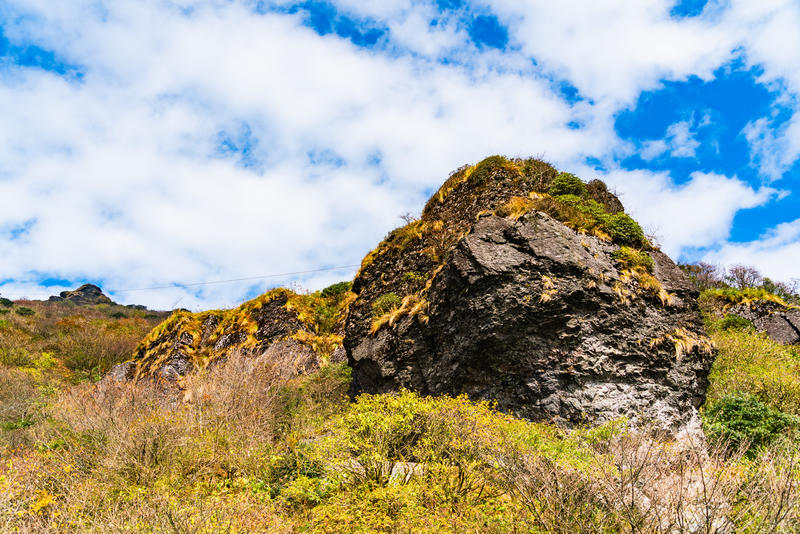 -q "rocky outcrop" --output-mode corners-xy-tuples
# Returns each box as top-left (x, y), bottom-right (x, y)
(127, 287), (351, 381)
(728, 301), (800, 345)
(49, 284), (114, 305)
(345, 157), (714, 433)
